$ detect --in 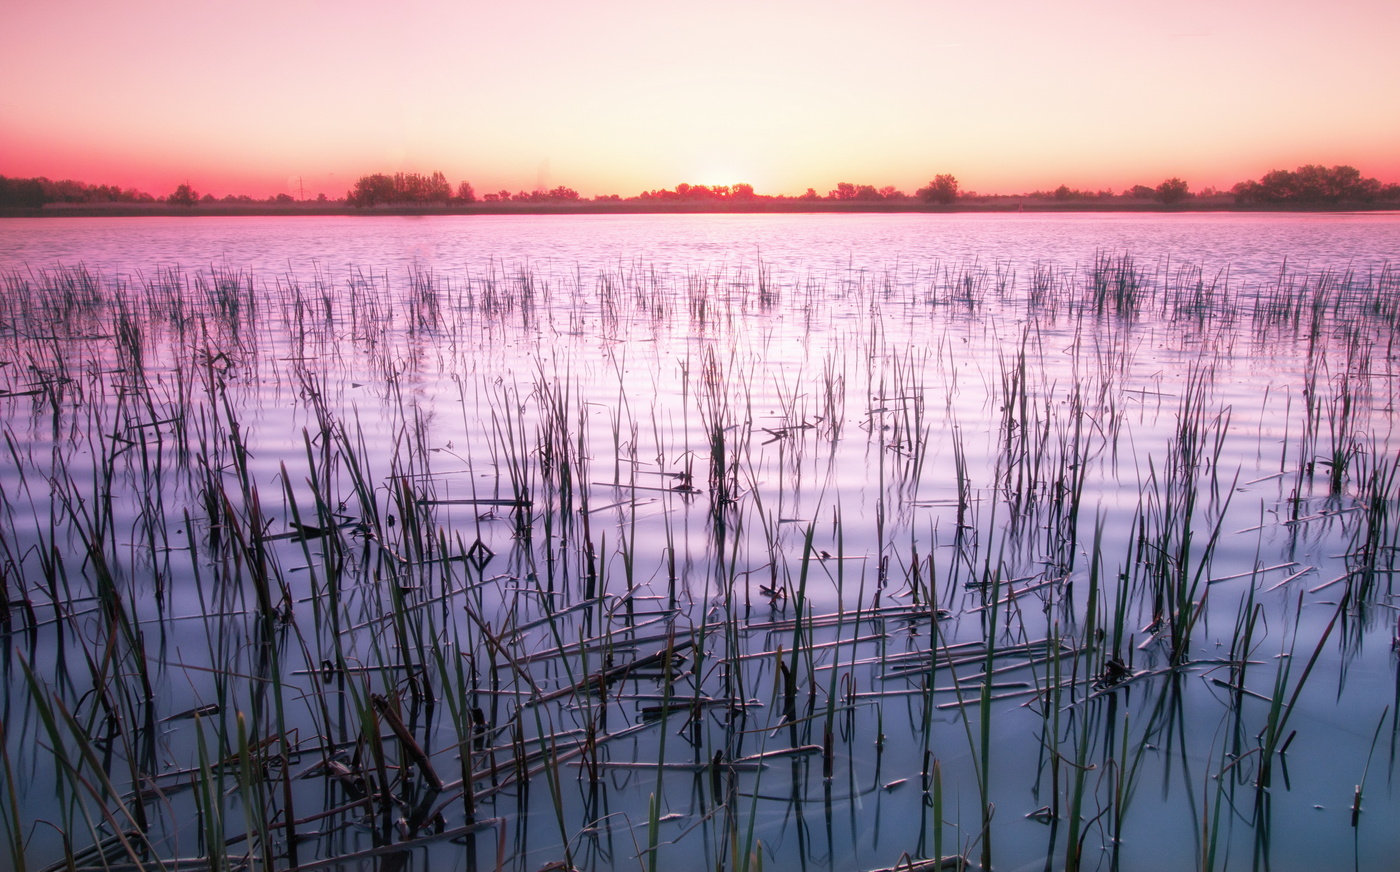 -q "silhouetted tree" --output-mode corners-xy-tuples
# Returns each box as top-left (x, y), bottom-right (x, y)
(456, 181), (476, 203)
(5, 176), (151, 204)
(421, 174), (445, 201)
(0, 175), (47, 208)
(637, 183), (760, 202)
(1233, 165), (1381, 205)
(347, 173), (396, 207)
(1155, 177), (1190, 204)
(1125, 185), (1155, 199)
(168, 183), (199, 206)
(1035, 184), (1111, 200)
(347, 171), (452, 206)
(917, 174), (959, 204)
